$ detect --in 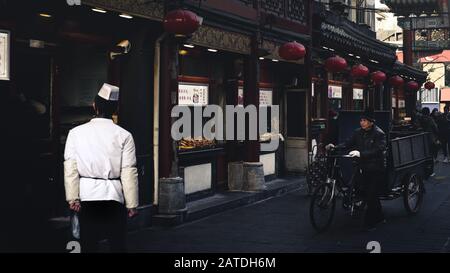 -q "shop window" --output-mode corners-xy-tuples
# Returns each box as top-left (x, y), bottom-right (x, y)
(177, 81), (220, 151)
